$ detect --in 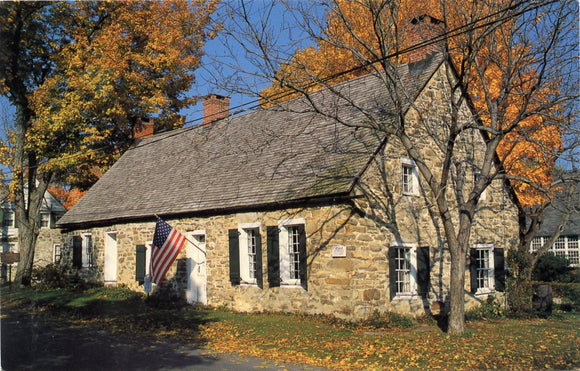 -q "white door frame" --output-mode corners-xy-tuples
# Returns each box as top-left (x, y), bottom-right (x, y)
(104, 232), (117, 284)
(186, 231), (207, 305)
